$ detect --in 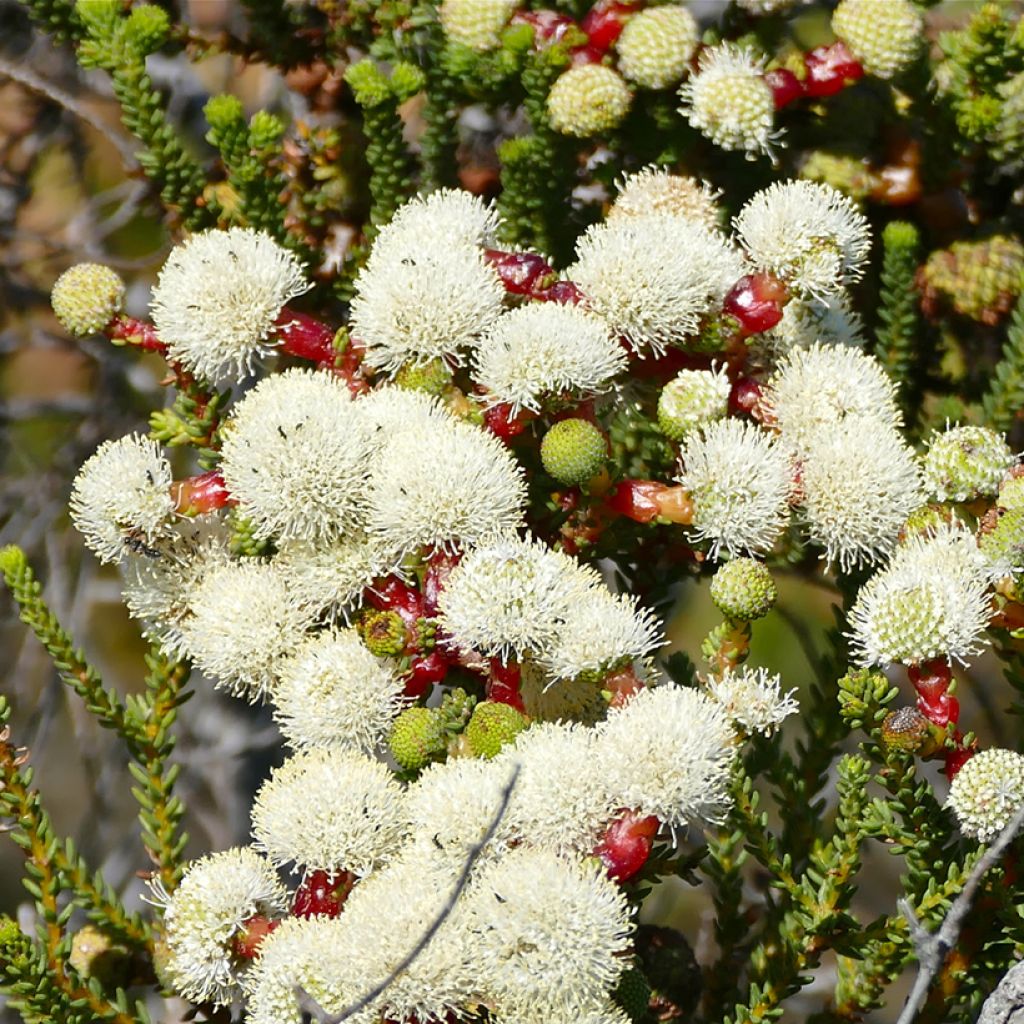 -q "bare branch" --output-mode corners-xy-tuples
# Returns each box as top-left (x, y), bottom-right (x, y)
(296, 763), (521, 1024)
(895, 800), (1024, 1024)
